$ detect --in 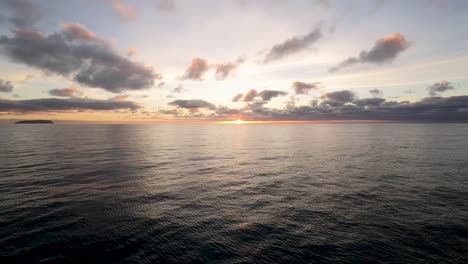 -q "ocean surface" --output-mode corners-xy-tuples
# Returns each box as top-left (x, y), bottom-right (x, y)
(0, 123), (467, 264)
